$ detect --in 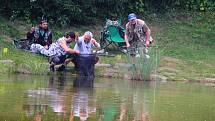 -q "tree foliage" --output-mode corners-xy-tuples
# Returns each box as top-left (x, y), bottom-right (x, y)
(0, 0), (214, 26)
(145, 0), (215, 11)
